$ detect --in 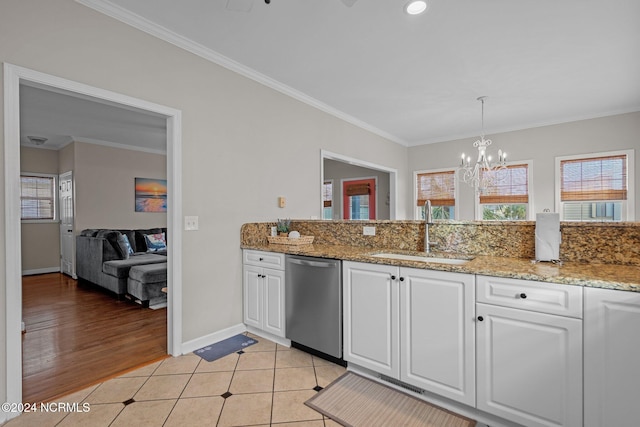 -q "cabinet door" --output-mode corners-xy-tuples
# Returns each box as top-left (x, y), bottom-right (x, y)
(584, 288), (640, 427)
(343, 261), (399, 377)
(476, 303), (583, 427)
(400, 268), (475, 406)
(263, 267), (286, 338)
(243, 265), (262, 329)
